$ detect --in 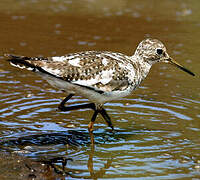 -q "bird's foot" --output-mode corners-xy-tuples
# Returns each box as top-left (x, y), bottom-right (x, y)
(88, 121), (94, 133)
